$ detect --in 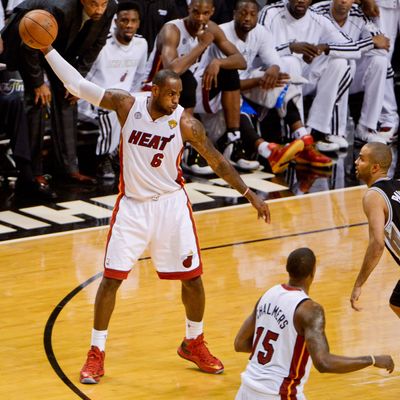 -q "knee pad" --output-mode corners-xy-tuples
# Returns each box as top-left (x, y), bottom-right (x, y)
(217, 68), (240, 91)
(389, 280), (400, 307)
(179, 70), (197, 109)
